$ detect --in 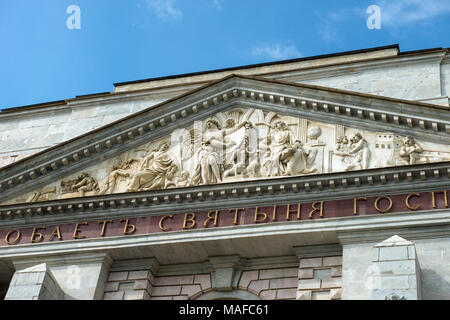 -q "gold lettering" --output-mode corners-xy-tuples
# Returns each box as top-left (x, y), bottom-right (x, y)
(432, 191), (448, 209)
(271, 205), (277, 221)
(374, 196), (393, 213)
(353, 197), (367, 215)
(5, 230), (21, 245)
(183, 213), (196, 229)
(253, 206), (267, 223)
(405, 193), (421, 211)
(49, 226), (62, 241)
(159, 215), (173, 232)
(203, 210), (219, 227)
(286, 204), (301, 221)
(99, 220), (113, 237)
(230, 208), (245, 225)
(30, 227), (46, 243)
(120, 219), (136, 235)
(308, 201), (324, 218)
(73, 222), (88, 239)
